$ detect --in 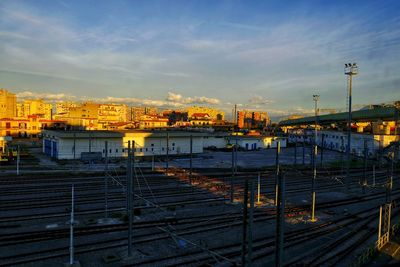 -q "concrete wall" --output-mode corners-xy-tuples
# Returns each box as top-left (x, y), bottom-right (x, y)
(43, 136), (124, 159)
(227, 136), (287, 150)
(123, 135), (204, 156)
(203, 135), (227, 148)
(288, 129), (397, 156)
